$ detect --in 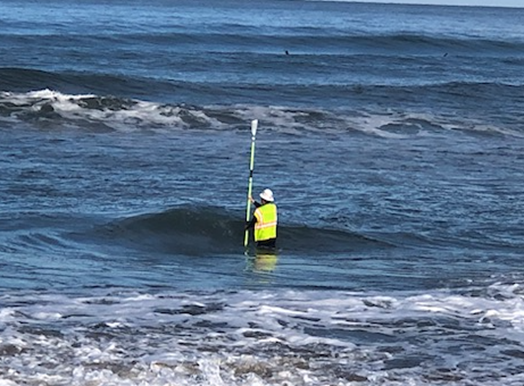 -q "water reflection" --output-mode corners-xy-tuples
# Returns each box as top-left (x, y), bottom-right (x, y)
(246, 248), (279, 272)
